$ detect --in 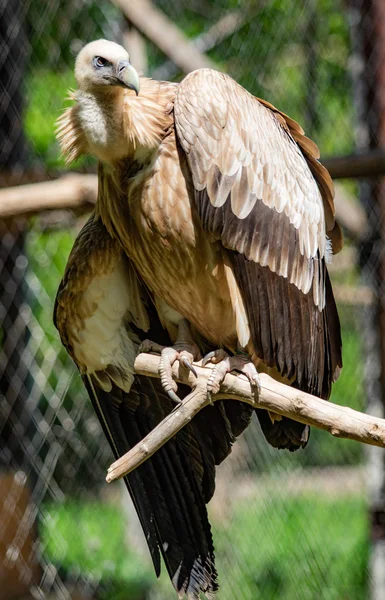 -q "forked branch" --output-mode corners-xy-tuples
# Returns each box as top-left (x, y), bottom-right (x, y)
(106, 352), (385, 483)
